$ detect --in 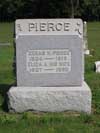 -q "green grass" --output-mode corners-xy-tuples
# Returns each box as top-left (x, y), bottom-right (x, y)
(0, 22), (14, 43)
(0, 22), (100, 132)
(0, 113), (97, 133)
